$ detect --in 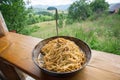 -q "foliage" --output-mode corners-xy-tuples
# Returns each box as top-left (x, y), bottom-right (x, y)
(88, 11), (109, 21)
(19, 25), (39, 35)
(26, 14), (54, 25)
(40, 15), (54, 21)
(27, 13), (38, 24)
(66, 18), (74, 25)
(25, 14), (120, 55)
(36, 11), (53, 16)
(26, 10), (54, 25)
(90, 0), (109, 13)
(58, 13), (66, 28)
(68, 0), (92, 21)
(118, 8), (120, 15)
(0, 0), (27, 32)
(67, 0), (109, 22)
